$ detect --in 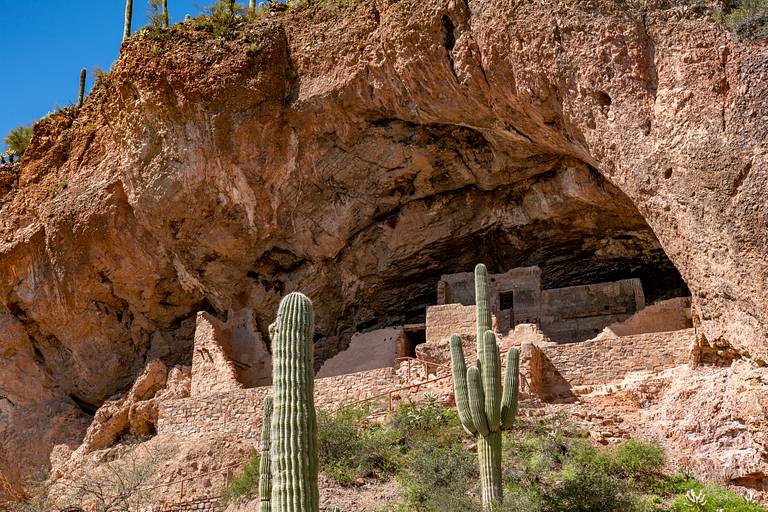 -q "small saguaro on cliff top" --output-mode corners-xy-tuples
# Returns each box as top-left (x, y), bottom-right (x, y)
(450, 263), (520, 511)
(123, 0), (133, 40)
(267, 292), (320, 512)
